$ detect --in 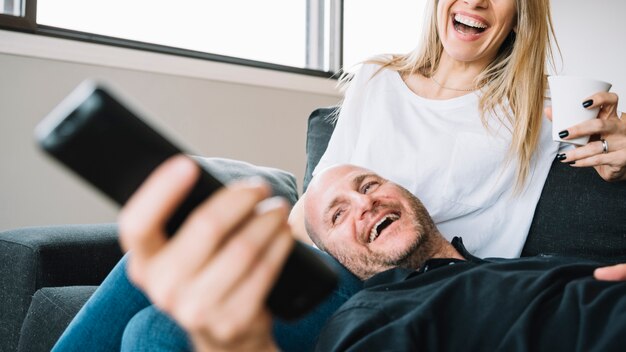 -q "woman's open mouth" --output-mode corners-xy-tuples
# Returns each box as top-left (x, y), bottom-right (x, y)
(452, 13), (488, 36)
